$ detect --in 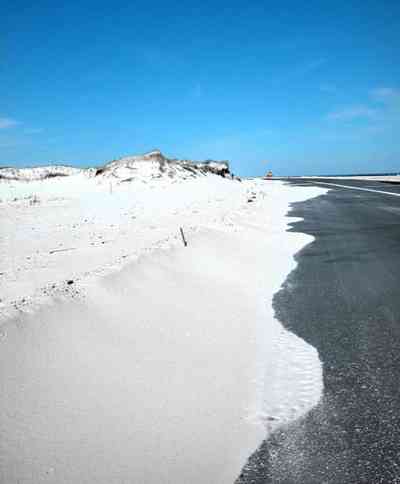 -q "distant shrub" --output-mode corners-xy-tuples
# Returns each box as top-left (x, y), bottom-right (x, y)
(95, 167), (106, 176)
(43, 172), (69, 179)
